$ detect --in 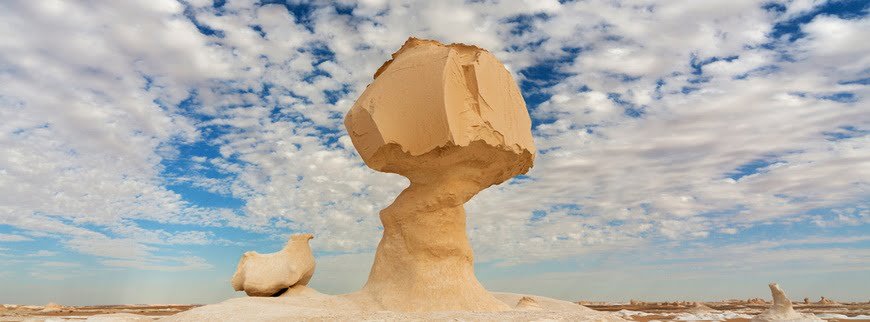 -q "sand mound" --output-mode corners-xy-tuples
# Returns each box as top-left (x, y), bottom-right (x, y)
(161, 291), (624, 321)
(514, 296), (543, 310)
